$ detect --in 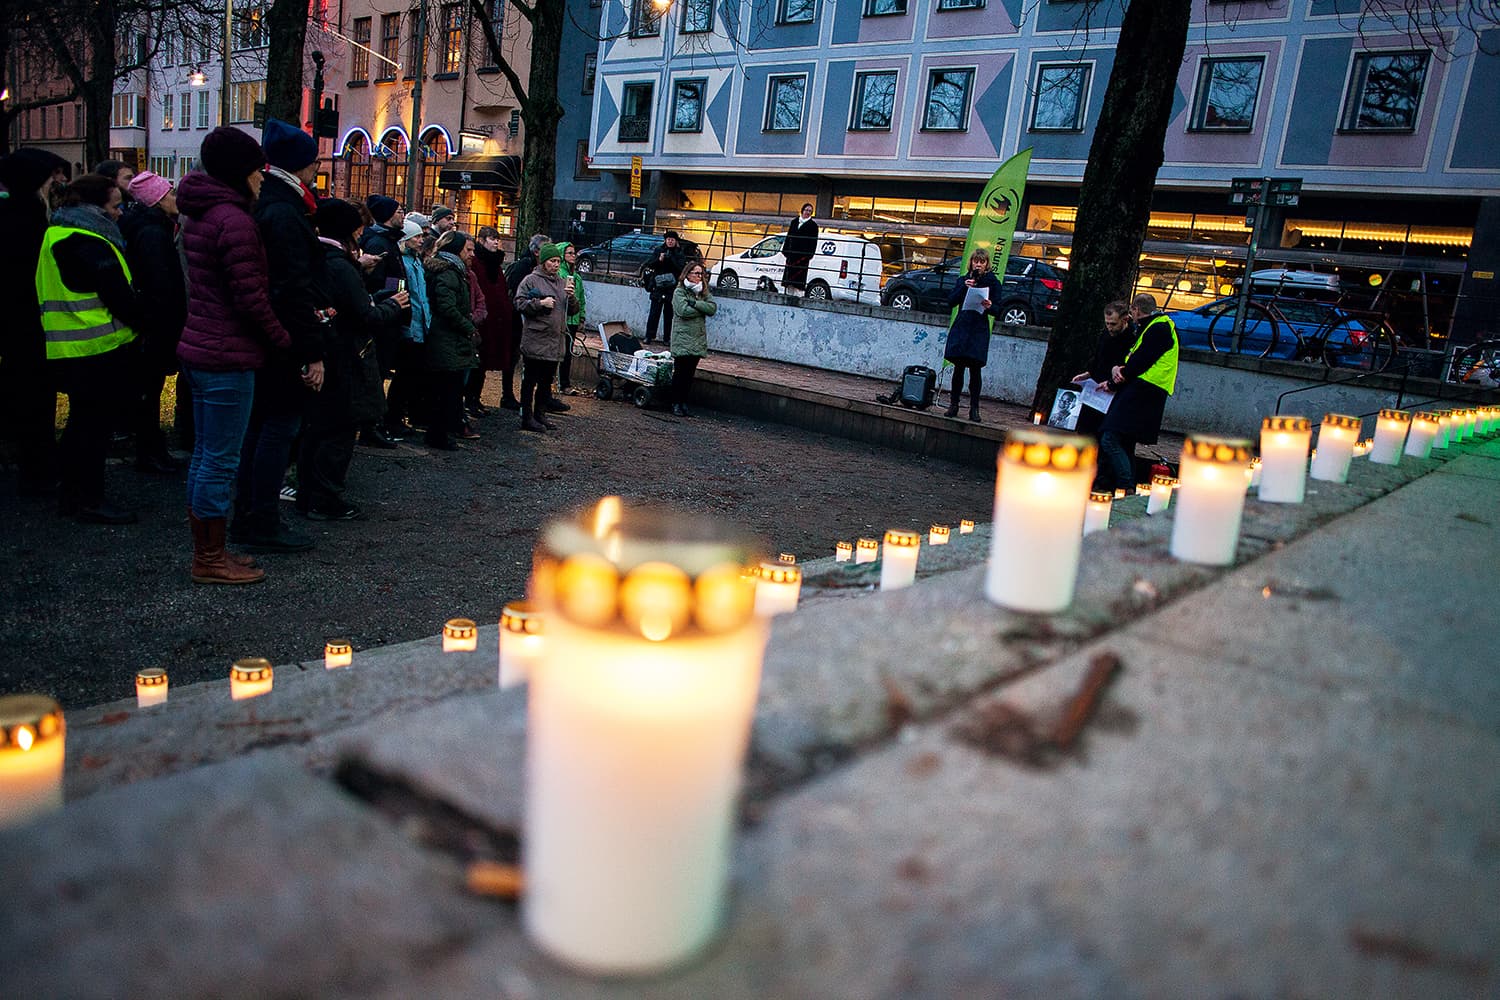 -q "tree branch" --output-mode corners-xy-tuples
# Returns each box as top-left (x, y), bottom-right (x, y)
(467, 0), (528, 105)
